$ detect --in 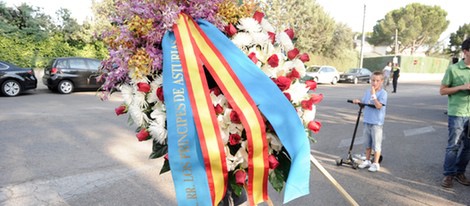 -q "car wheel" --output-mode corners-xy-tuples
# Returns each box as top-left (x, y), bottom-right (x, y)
(353, 78), (358, 84)
(58, 80), (74, 94)
(331, 77), (338, 85)
(1, 79), (22, 97)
